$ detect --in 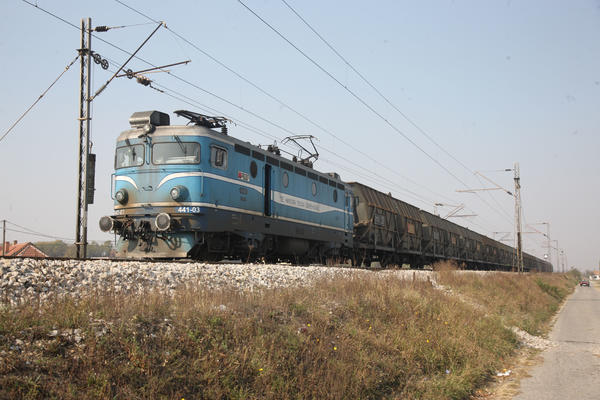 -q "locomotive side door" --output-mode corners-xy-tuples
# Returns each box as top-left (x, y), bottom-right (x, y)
(344, 191), (352, 231)
(264, 164), (272, 216)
